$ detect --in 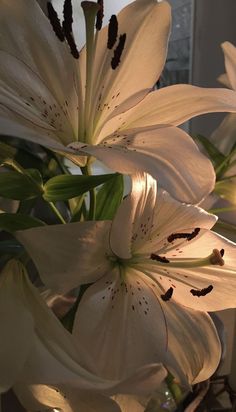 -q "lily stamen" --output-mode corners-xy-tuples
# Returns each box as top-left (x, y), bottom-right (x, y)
(131, 248), (226, 269)
(47, 2), (65, 41)
(96, 0), (104, 31)
(81, 1), (101, 140)
(111, 33), (127, 70)
(107, 15), (118, 49)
